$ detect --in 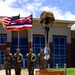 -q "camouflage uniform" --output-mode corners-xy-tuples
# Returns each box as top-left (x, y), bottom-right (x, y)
(37, 53), (45, 70)
(26, 52), (36, 75)
(4, 52), (13, 75)
(14, 52), (23, 75)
